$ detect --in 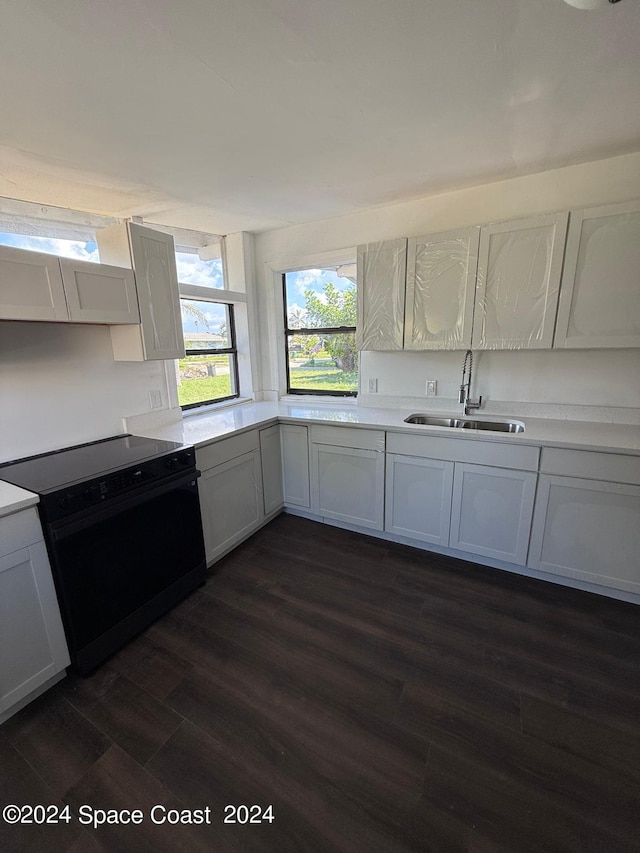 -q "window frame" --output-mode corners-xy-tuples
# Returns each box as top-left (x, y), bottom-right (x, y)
(179, 299), (240, 410)
(282, 272), (358, 398)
